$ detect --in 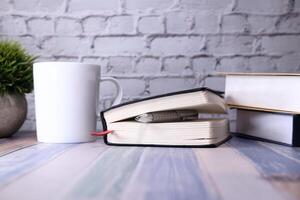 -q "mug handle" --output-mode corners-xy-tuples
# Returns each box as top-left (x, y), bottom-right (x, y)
(100, 77), (123, 106)
(92, 77), (123, 137)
